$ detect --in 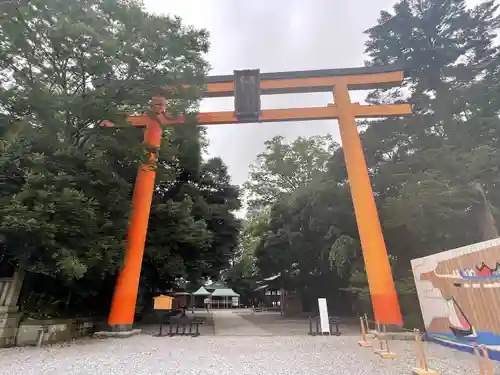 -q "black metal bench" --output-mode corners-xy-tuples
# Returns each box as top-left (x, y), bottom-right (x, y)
(168, 316), (204, 337)
(155, 314), (205, 337)
(308, 316), (341, 336)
